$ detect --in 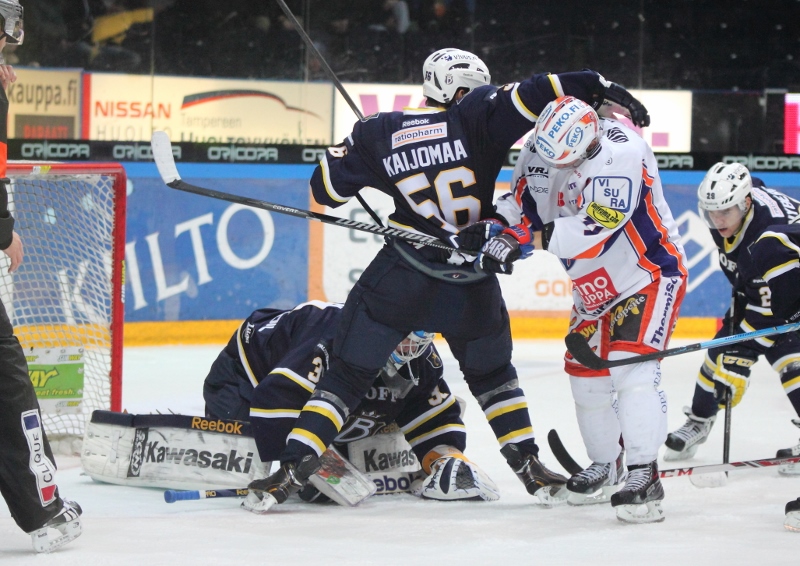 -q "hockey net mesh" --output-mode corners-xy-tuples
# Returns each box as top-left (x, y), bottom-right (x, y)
(1, 164), (125, 442)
